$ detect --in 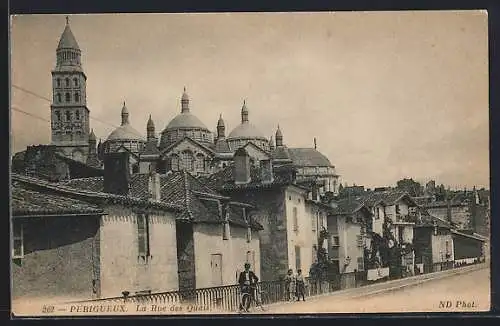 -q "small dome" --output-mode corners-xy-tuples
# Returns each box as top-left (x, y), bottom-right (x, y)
(227, 122), (267, 140)
(107, 124), (145, 141)
(165, 112), (210, 130)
